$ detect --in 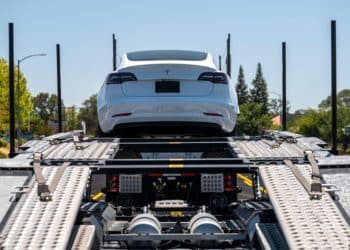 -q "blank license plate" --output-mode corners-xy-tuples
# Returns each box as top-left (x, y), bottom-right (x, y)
(155, 81), (180, 93)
